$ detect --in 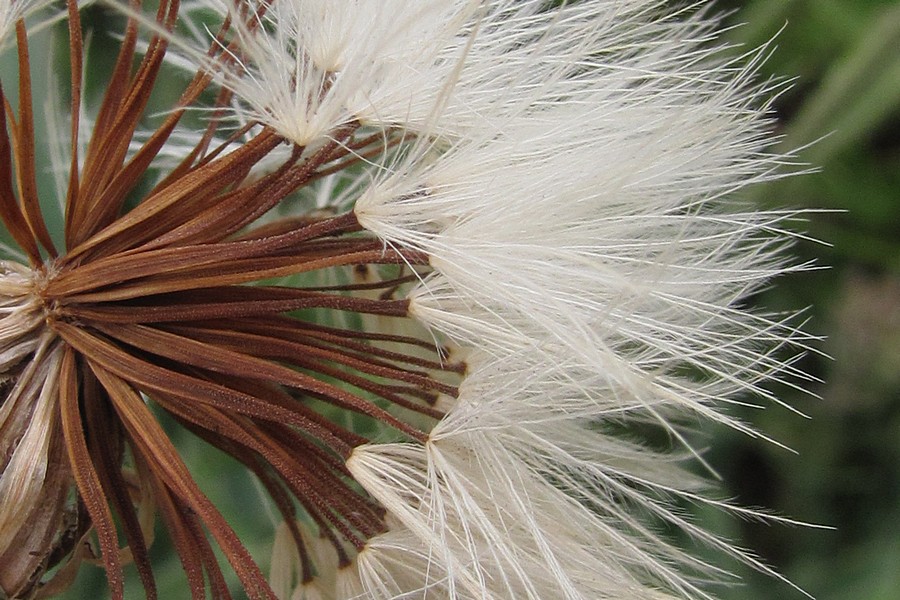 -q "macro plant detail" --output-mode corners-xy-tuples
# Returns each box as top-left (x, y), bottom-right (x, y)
(0, 0), (811, 599)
